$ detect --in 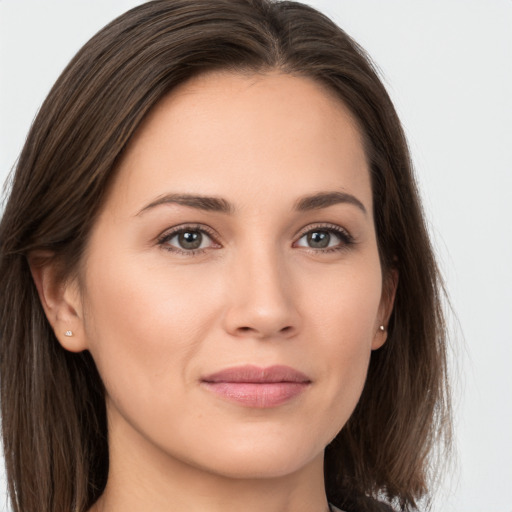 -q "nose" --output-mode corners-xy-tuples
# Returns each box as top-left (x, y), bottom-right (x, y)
(222, 246), (301, 340)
